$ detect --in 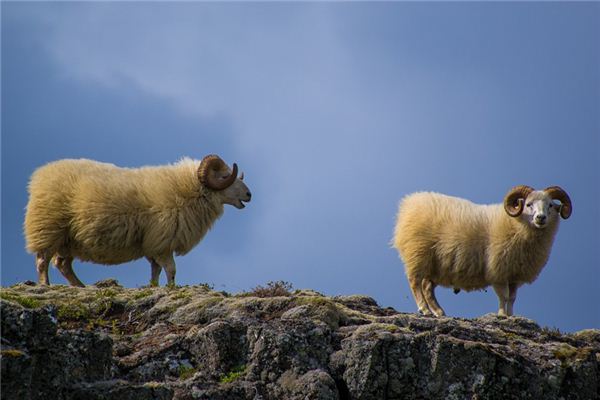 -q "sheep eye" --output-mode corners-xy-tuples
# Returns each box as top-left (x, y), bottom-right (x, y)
(526, 202), (532, 207)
